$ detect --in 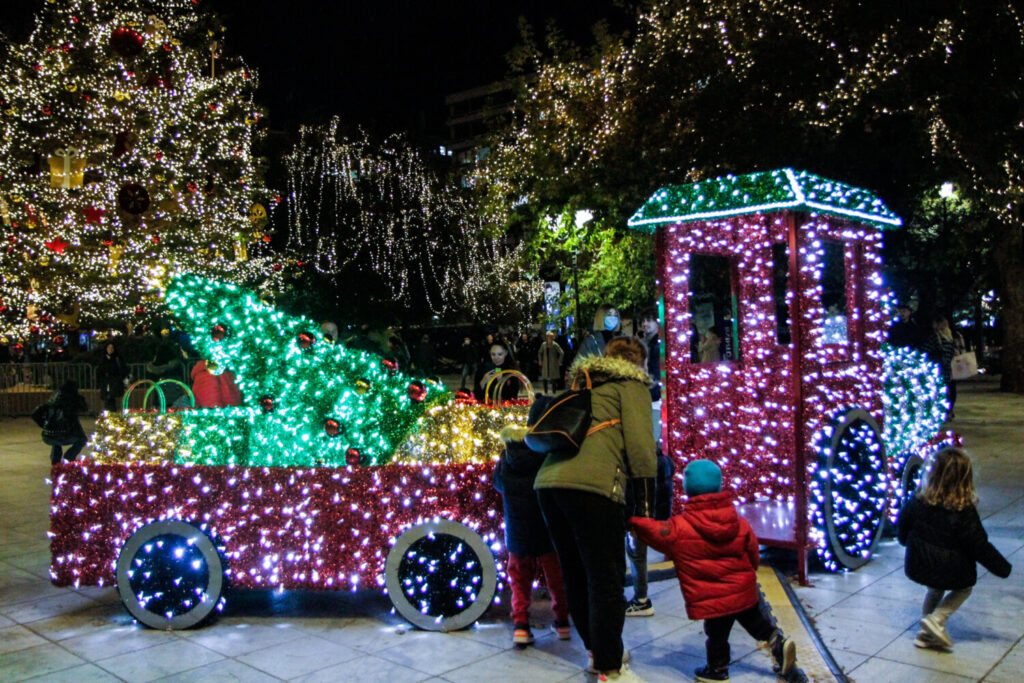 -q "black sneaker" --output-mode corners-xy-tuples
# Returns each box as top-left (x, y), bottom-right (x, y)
(770, 634), (796, 675)
(625, 597), (654, 617)
(694, 665), (729, 682)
